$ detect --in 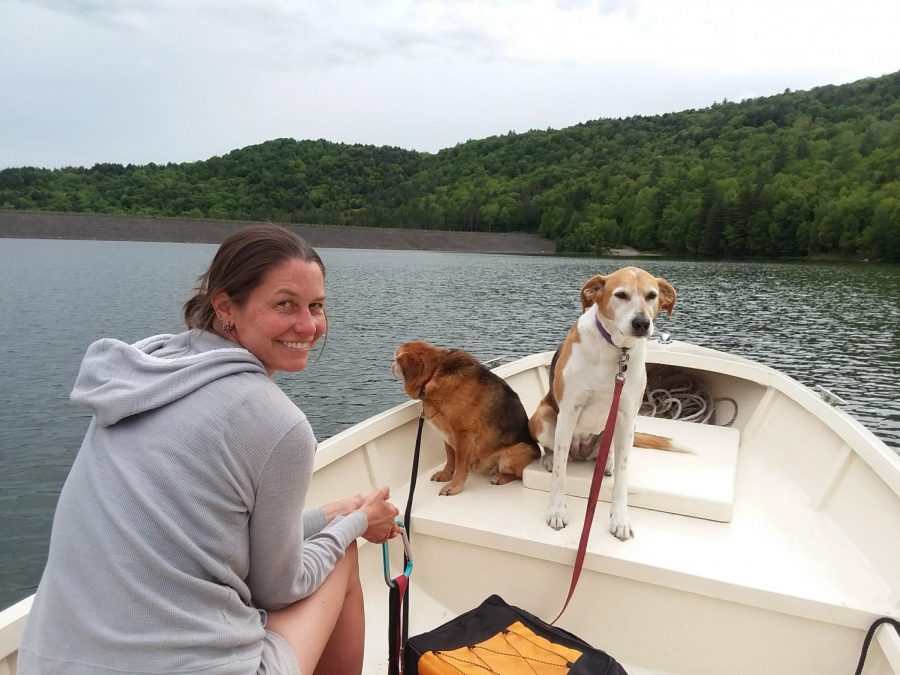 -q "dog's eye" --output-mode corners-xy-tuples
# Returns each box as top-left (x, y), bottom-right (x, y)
(614, 291), (628, 300)
(647, 291), (658, 300)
